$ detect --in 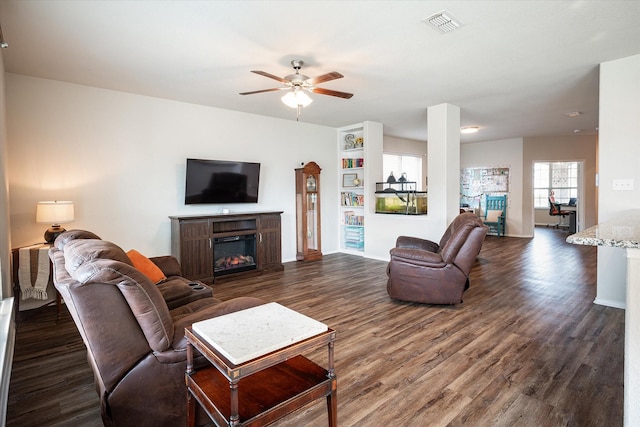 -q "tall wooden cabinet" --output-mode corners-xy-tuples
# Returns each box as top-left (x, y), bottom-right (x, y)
(170, 211), (283, 283)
